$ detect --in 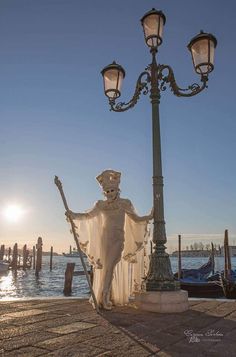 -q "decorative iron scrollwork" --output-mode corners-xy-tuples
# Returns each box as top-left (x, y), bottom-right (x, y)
(158, 64), (208, 97)
(108, 63), (209, 112)
(109, 71), (151, 112)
